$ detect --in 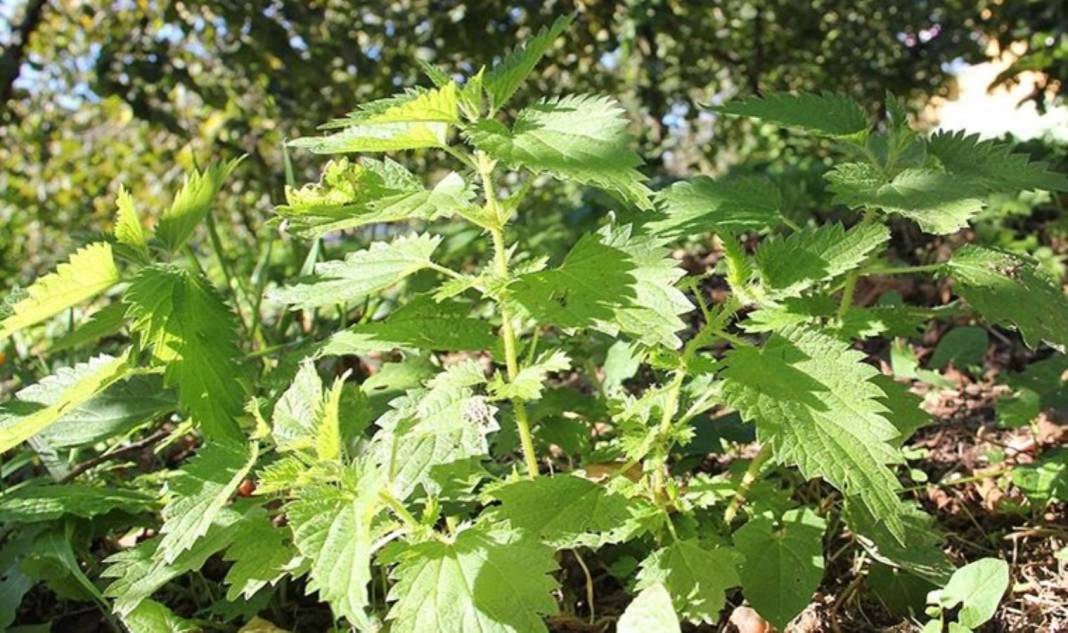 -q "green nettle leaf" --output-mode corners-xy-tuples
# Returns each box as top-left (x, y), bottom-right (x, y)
(321, 296), (497, 356)
(926, 130), (1068, 193)
(0, 242), (120, 339)
(0, 352), (131, 453)
(716, 92), (869, 137)
(114, 185), (149, 252)
(484, 14), (574, 111)
(947, 245), (1068, 351)
(291, 121), (449, 154)
(935, 558), (1009, 630)
(287, 480), (381, 629)
(1010, 449), (1067, 505)
(290, 84), (461, 154)
(272, 359), (325, 452)
(845, 497), (954, 584)
(103, 507), (246, 616)
(121, 599), (198, 633)
(268, 233), (442, 310)
(156, 160), (238, 252)
(125, 265), (249, 441)
(649, 175), (782, 238)
(469, 94), (653, 209)
(158, 441), (258, 563)
(485, 474), (633, 548)
(316, 375), (345, 461)
(825, 163), (984, 234)
(26, 374), (173, 448)
(223, 511), (300, 601)
(721, 326), (906, 542)
(754, 222), (890, 299)
(618, 582), (681, 633)
(277, 157), (475, 237)
(635, 539), (740, 624)
(733, 508), (827, 630)
(386, 526), (559, 633)
(0, 482), (155, 523)
(509, 233), (637, 329)
(489, 350), (571, 402)
(375, 361), (496, 500)
(598, 224), (694, 348)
